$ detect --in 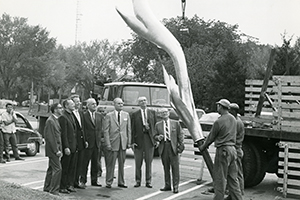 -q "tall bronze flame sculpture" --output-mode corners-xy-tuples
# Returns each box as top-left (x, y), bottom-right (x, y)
(117, 0), (214, 178)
